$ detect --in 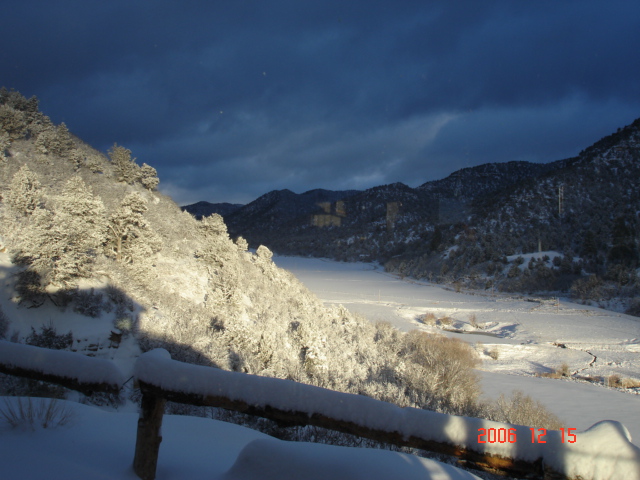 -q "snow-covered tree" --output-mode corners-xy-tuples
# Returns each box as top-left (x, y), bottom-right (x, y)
(0, 104), (26, 140)
(35, 122), (73, 156)
(0, 131), (10, 163)
(105, 192), (161, 264)
(5, 165), (42, 216)
(139, 163), (159, 191)
(196, 213), (242, 311)
(16, 176), (106, 286)
(108, 144), (140, 184)
(196, 214), (235, 267)
(235, 236), (249, 252)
